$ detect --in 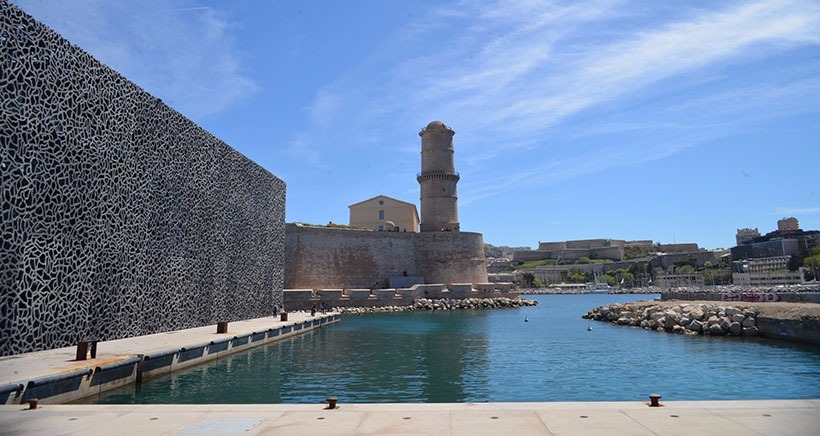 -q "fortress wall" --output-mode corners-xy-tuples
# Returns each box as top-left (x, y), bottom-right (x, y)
(512, 250), (551, 262)
(538, 242), (566, 251)
(284, 226), (488, 290)
(415, 232), (488, 285)
(285, 224), (417, 289)
(588, 246), (624, 261)
(0, 3), (285, 355)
